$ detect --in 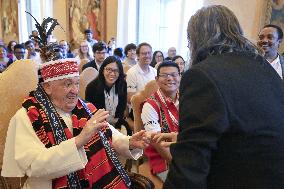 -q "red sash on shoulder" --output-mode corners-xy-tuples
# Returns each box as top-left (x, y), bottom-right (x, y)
(22, 92), (128, 189)
(145, 89), (179, 174)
